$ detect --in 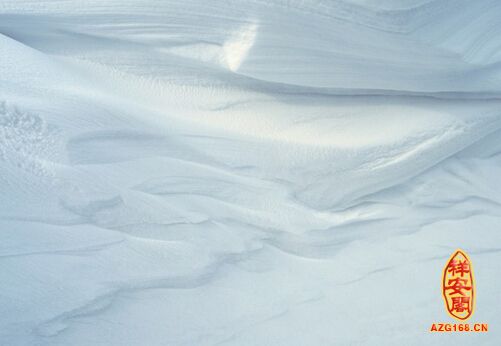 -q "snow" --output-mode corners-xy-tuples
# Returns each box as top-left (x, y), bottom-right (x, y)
(1, 1), (500, 345)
